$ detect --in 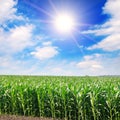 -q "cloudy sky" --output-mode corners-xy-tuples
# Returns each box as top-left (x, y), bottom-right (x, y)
(0, 0), (120, 75)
